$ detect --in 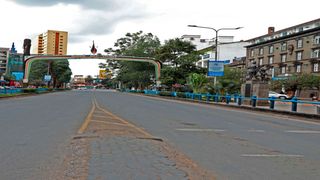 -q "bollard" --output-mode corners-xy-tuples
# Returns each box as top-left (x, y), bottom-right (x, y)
(214, 94), (219, 103)
(198, 94), (202, 101)
(269, 96), (276, 109)
(238, 96), (242, 106)
(252, 96), (257, 107)
(317, 105), (320, 115)
(234, 94), (238, 103)
(206, 94), (210, 102)
(226, 95), (230, 104)
(291, 97), (298, 112)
